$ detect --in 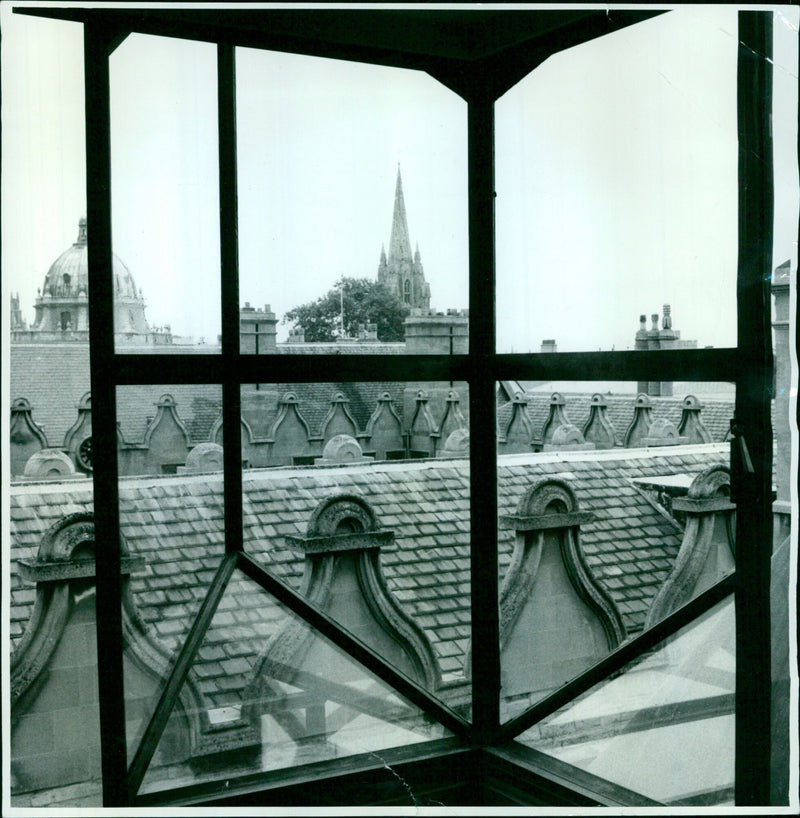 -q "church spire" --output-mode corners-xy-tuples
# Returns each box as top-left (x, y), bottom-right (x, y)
(377, 165), (430, 310)
(388, 164), (413, 264)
